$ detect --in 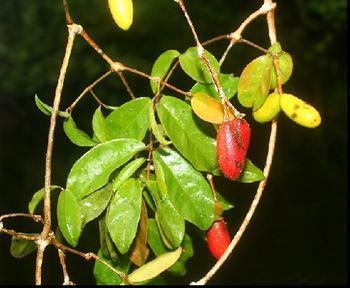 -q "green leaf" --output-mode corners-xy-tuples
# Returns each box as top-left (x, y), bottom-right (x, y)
(270, 51), (293, 89)
(157, 95), (220, 174)
(238, 159), (265, 183)
(99, 217), (120, 262)
(63, 116), (98, 147)
(107, 178), (142, 254)
(147, 219), (193, 276)
(34, 94), (70, 118)
(66, 138), (145, 200)
(150, 50), (180, 93)
(149, 101), (172, 145)
(268, 42), (283, 54)
(155, 198), (185, 249)
(112, 157), (146, 192)
(93, 250), (130, 285)
(80, 183), (114, 227)
(179, 47), (220, 83)
(10, 236), (37, 259)
(128, 247), (182, 283)
(28, 185), (62, 214)
(237, 55), (273, 111)
(92, 106), (110, 143)
(153, 148), (215, 230)
(105, 97), (151, 141)
(57, 189), (82, 247)
(216, 191), (234, 211)
(190, 73), (239, 100)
